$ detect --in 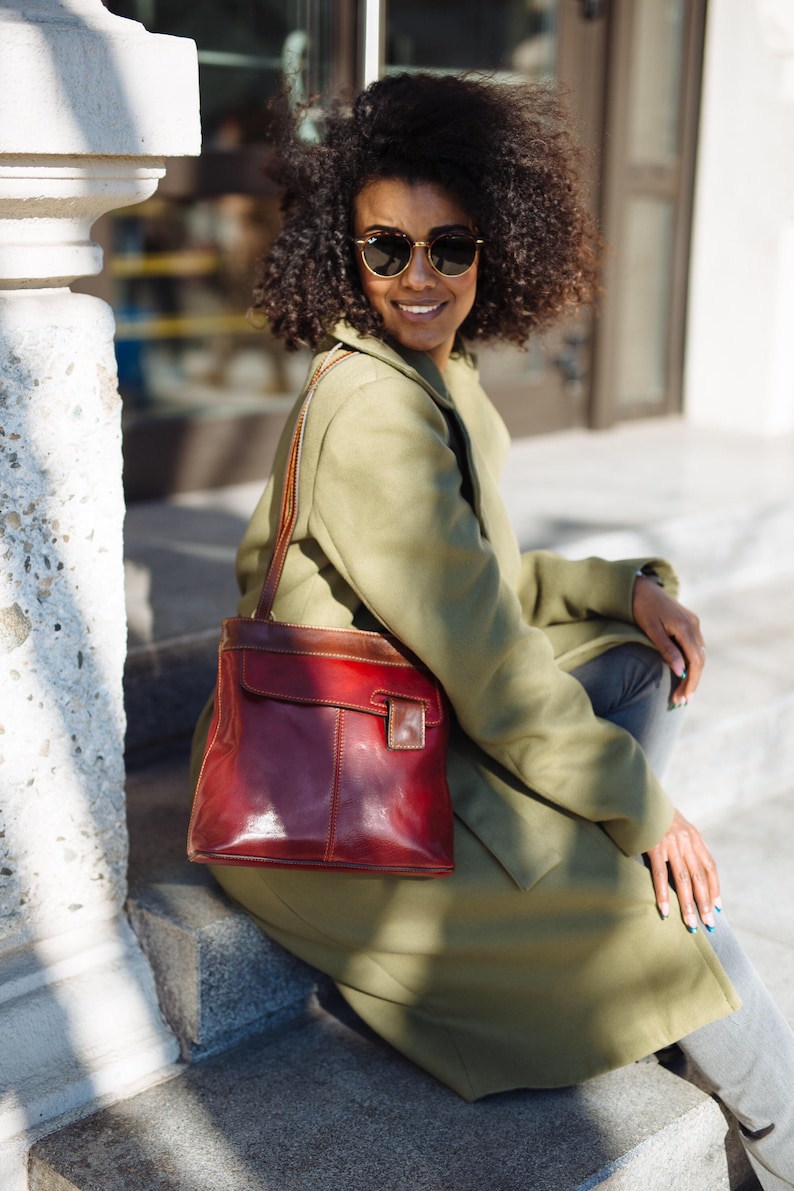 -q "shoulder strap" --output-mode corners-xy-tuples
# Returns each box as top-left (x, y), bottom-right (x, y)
(254, 343), (479, 621)
(255, 344), (355, 621)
